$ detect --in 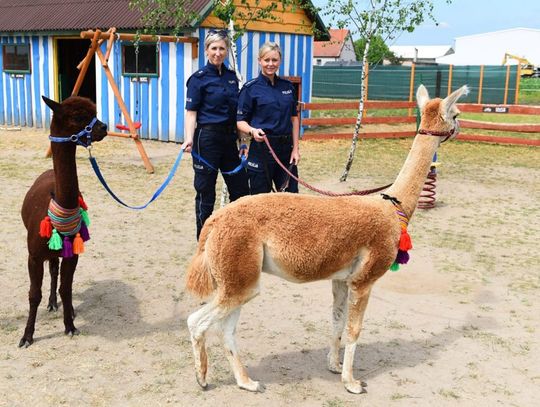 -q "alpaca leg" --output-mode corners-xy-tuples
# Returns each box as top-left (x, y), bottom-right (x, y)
(187, 298), (231, 389)
(328, 280), (348, 374)
(58, 257), (79, 337)
(341, 287), (372, 394)
(47, 258), (59, 312)
(19, 256), (44, 348)
(221, 308), (265, 392)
